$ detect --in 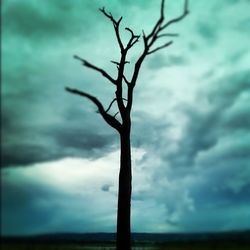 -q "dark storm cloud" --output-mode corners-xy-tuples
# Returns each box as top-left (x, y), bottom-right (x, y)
(2, 99), (117, 168)
(207, 71), (250, 107)
(50, 118), (117, 160)
(130, 68), (250, 173)
(2, 144), (53, 167)
(2, 110), (117, 167)
(190, 160), (250, 205)
(131, 111), (172, 152)
(163, 70), (250, 169)
(2, 0), (99, 41)
(54, 129), (112, 152)
(1, 177), (61, 235)
(178, 160), (250, 232)
(140, 69), (250, 231)
(2, 76), (118, 168)
(129, 68), (250, 231)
